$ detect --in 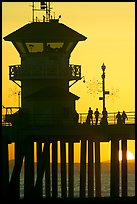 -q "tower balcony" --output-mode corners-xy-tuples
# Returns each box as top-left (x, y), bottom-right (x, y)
(69, 64), (81, 81)
(9, 64), (81, 80)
